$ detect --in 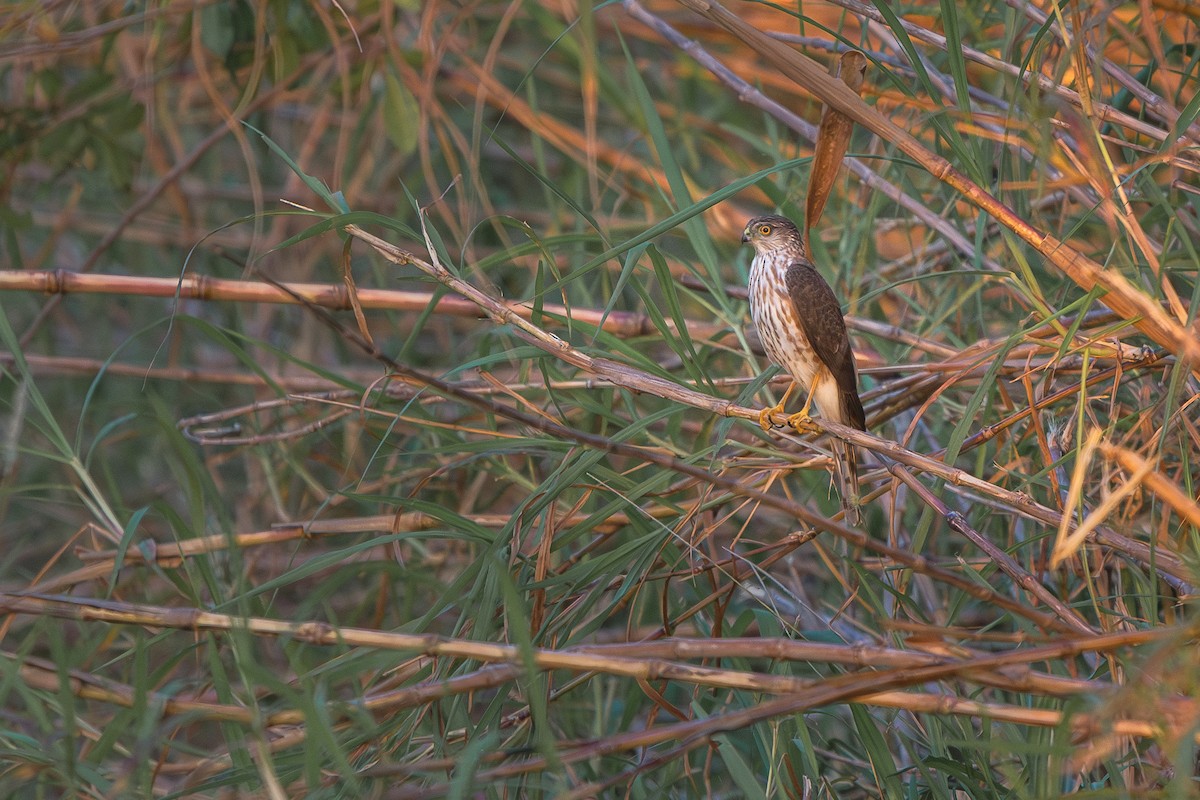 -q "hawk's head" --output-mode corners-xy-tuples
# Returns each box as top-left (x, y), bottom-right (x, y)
(741, 215), (803, 255)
